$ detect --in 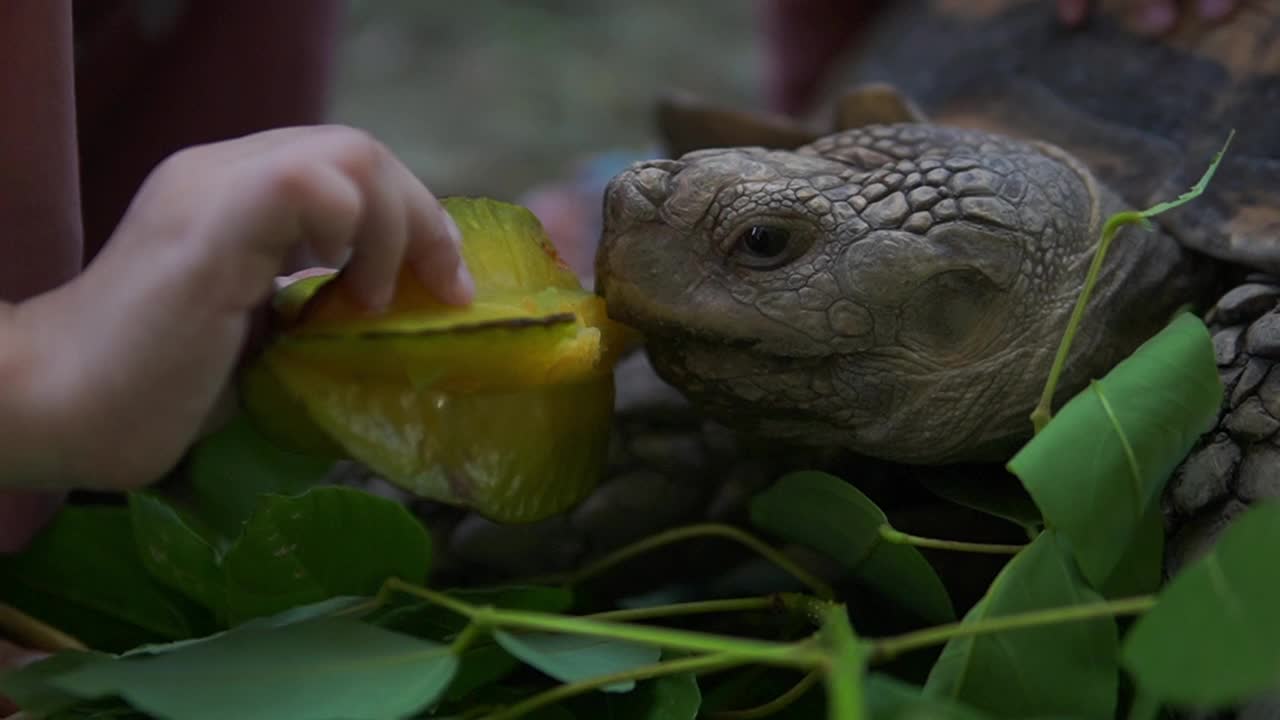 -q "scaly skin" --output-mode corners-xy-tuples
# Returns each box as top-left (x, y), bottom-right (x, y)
(596, 124), (1213, 464)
